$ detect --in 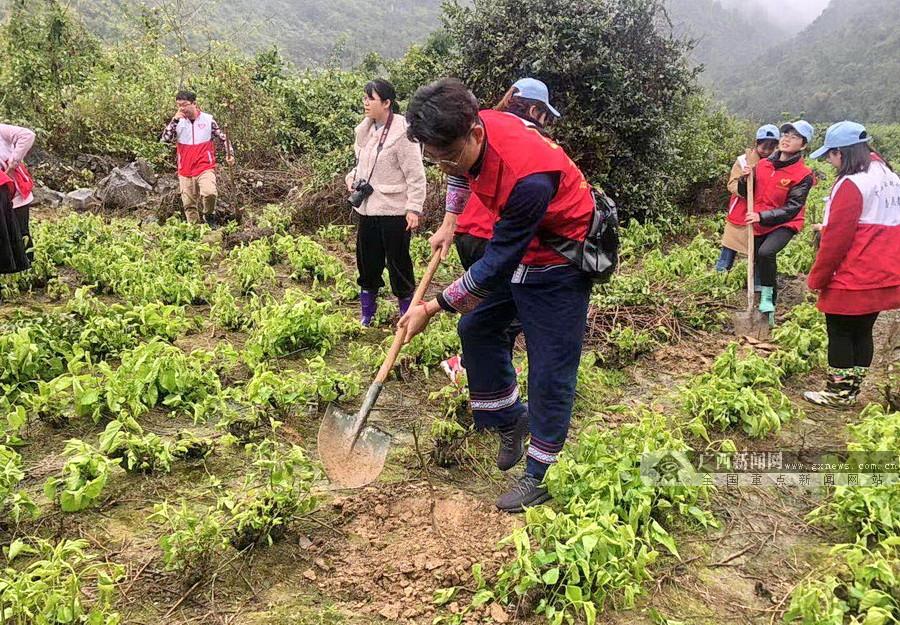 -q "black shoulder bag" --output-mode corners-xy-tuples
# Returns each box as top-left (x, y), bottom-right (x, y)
(540, 186), (620, 283)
